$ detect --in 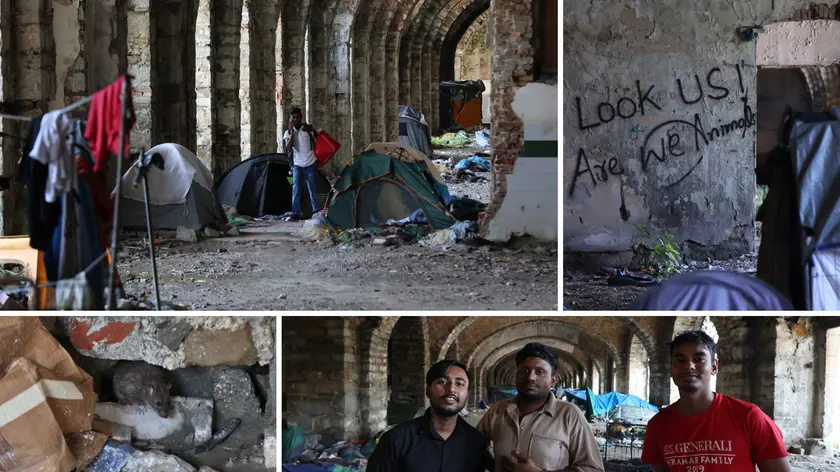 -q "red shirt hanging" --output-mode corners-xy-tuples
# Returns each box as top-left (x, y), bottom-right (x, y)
(84, 75), (135, 173)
